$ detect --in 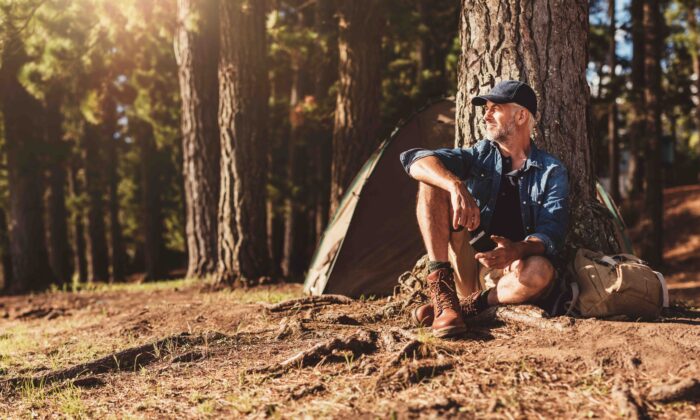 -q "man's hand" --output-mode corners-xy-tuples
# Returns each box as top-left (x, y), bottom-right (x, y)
(474, 235), (522, 269)
(449, 181), (480, 231)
